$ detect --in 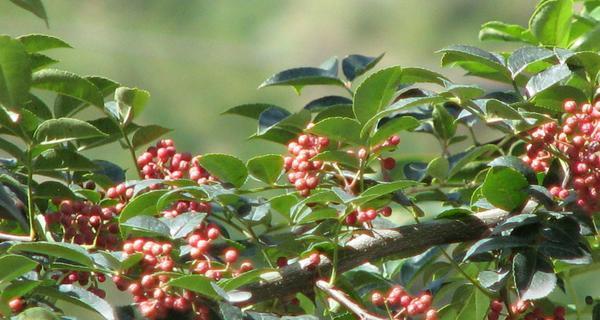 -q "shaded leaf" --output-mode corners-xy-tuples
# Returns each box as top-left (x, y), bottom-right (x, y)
(341, 53), (385, 81)
(0, 35), (31, 107)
